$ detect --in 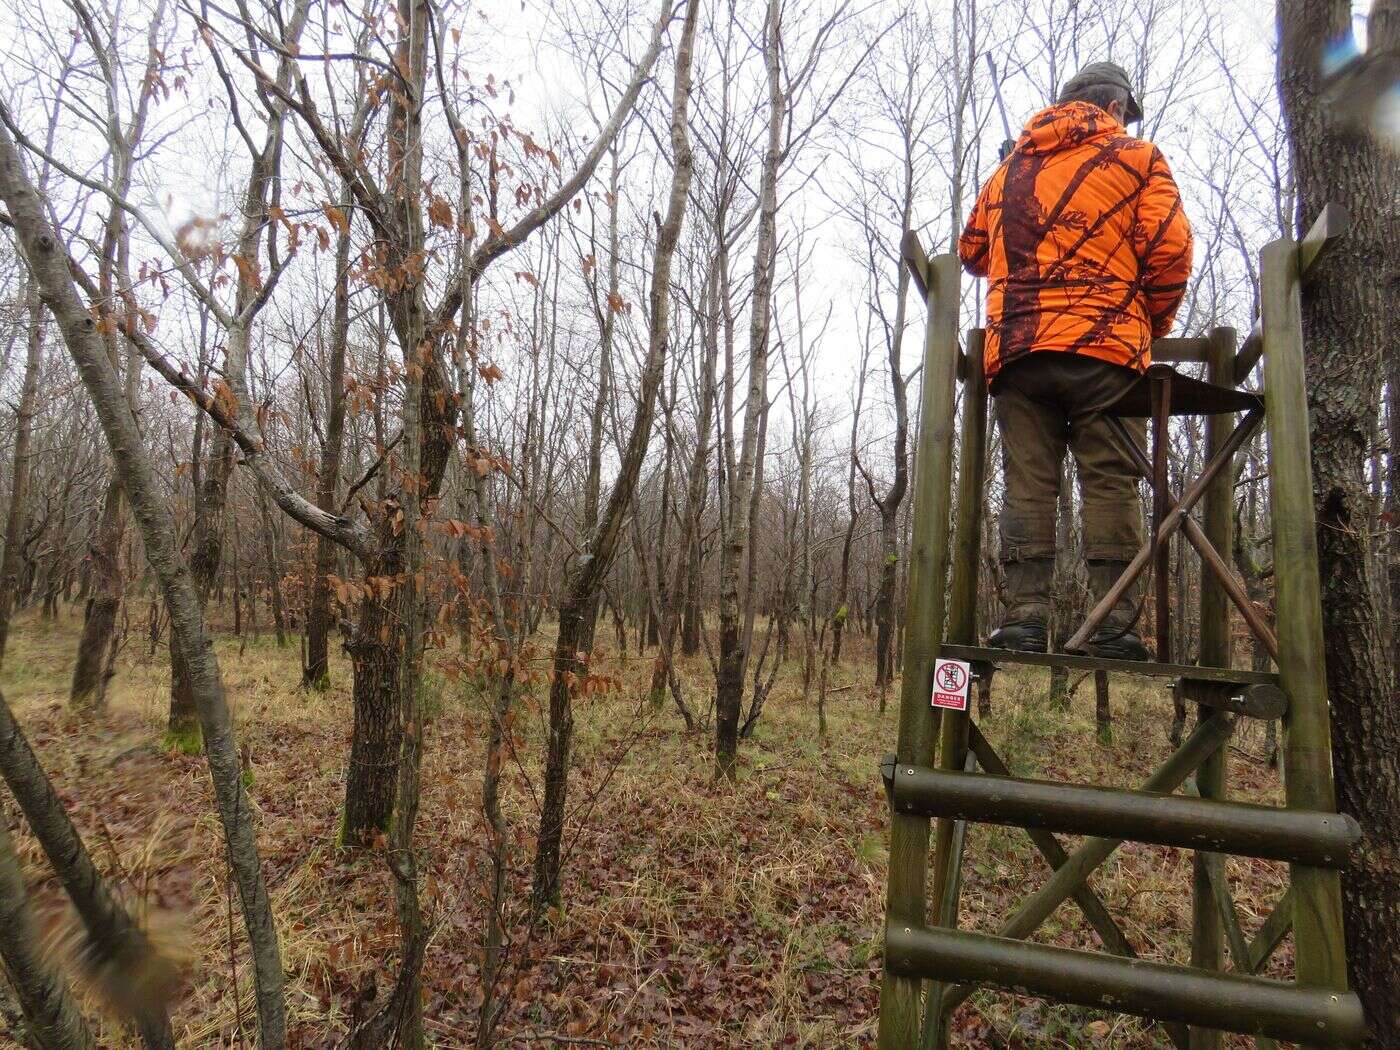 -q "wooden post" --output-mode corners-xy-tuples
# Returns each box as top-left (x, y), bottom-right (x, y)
(1189, 327), (1236, 1050)
(1151, 373), (1173, 663)
(1094, 671), (1111, 744)
(1259, 238), (1350, 1045)
(877, 250), (963, 1050)
(921, 329), (988, 1048)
